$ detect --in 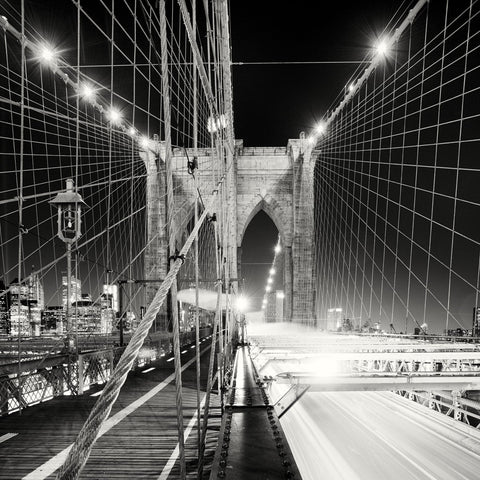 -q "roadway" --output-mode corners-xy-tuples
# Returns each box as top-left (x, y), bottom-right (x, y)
(280, 390), (480, 480)
(247, 322), (480, 479)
